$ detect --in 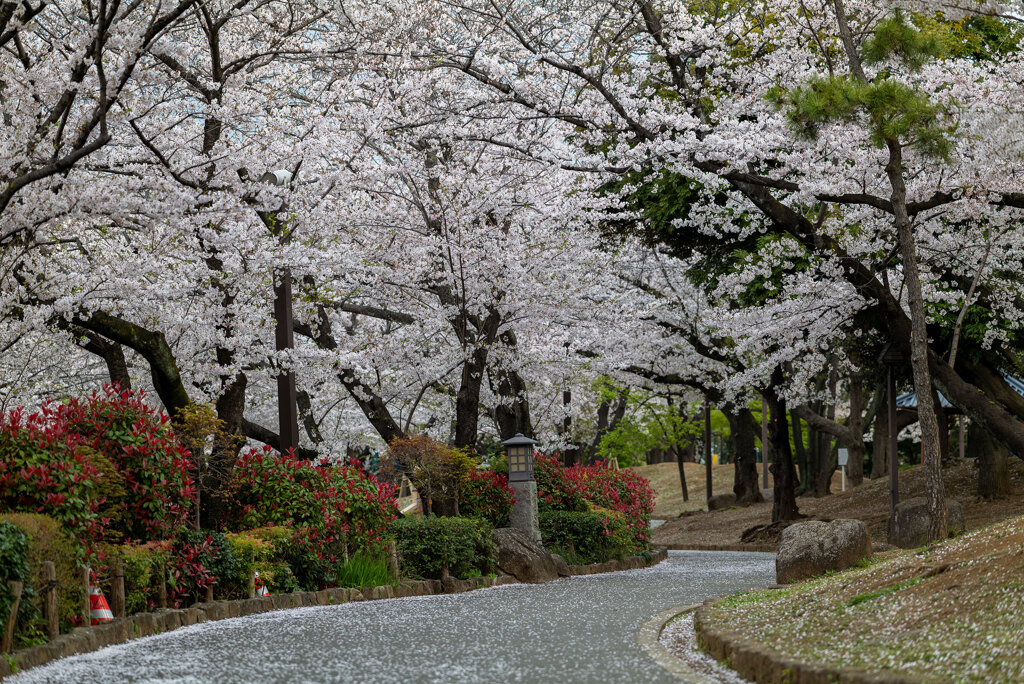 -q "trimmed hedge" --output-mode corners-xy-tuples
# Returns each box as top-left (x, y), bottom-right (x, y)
(539, 510), (634, 565)
(392, 517), (494, 580)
